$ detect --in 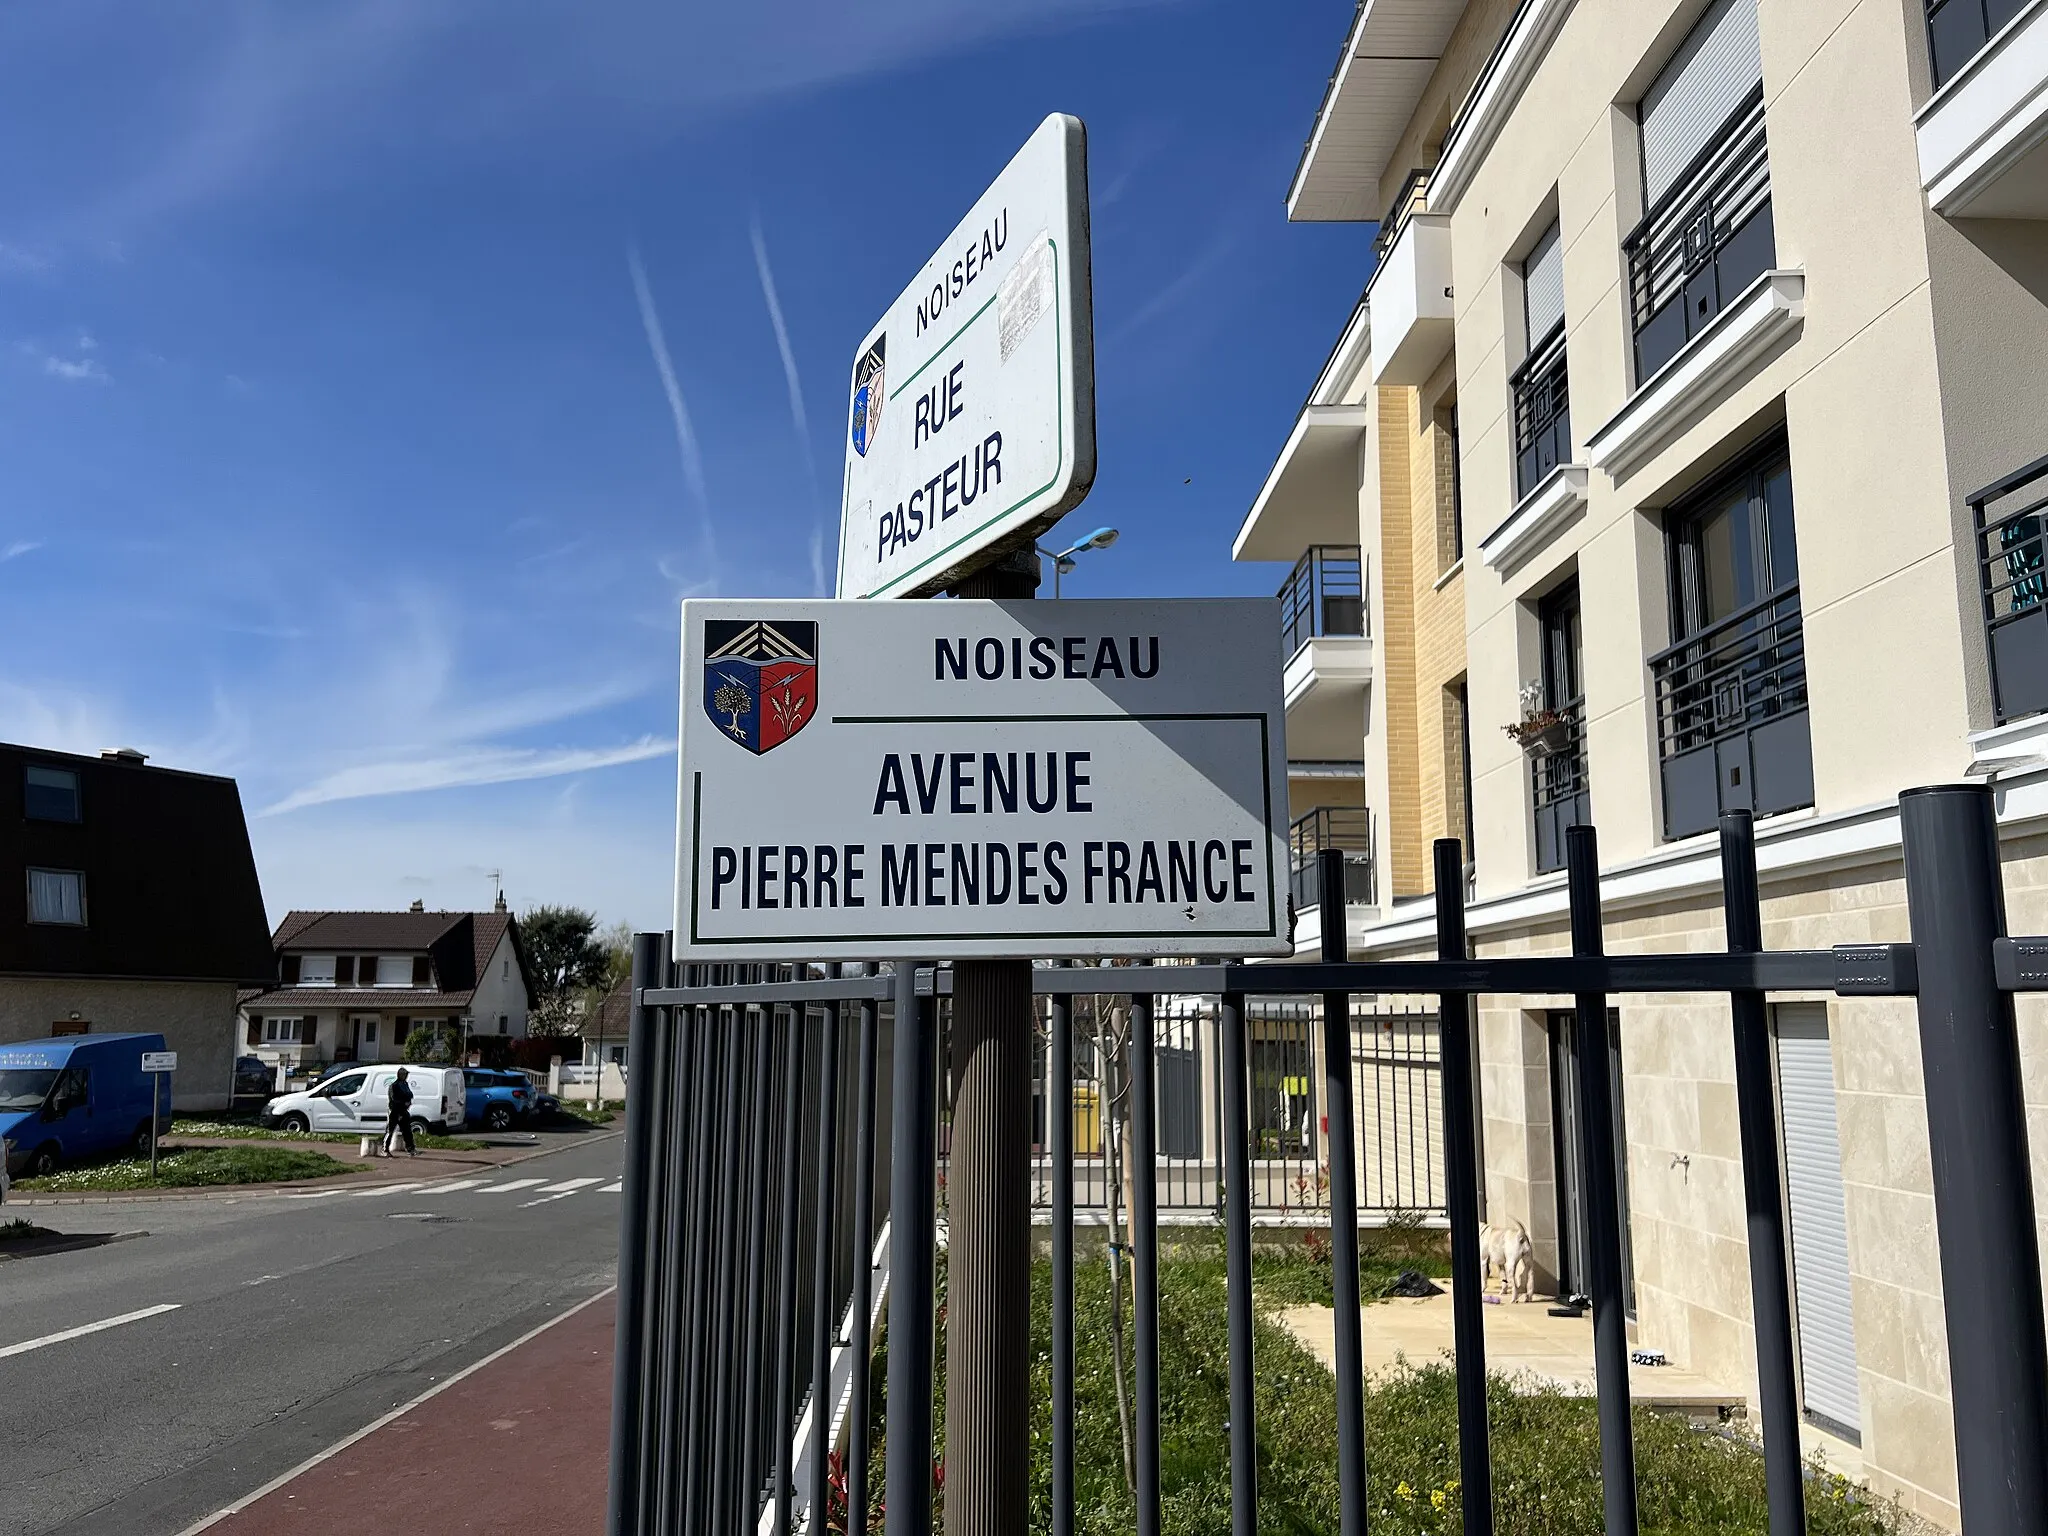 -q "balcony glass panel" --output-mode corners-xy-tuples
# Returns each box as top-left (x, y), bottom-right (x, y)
(1288, 807), (1375, 914)
(1973, 454), (2048, 723)
(1927, 0), (2032, 88)
(1278, 545), (1366, 658)
(1624, 85), (1774, 384)
(1512, 321), (1572, 500)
